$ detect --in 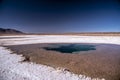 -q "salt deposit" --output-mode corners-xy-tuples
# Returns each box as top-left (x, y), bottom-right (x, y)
(0, 35), (120, 45)
(1, 35), (119, 80)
